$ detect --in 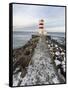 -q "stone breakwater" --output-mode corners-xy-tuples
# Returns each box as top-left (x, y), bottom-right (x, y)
(19, 36), (60, 86)
(13, 35), (66, 86)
